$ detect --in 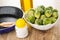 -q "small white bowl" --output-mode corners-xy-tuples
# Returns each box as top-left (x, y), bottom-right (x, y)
(23, 14), (59, 30)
